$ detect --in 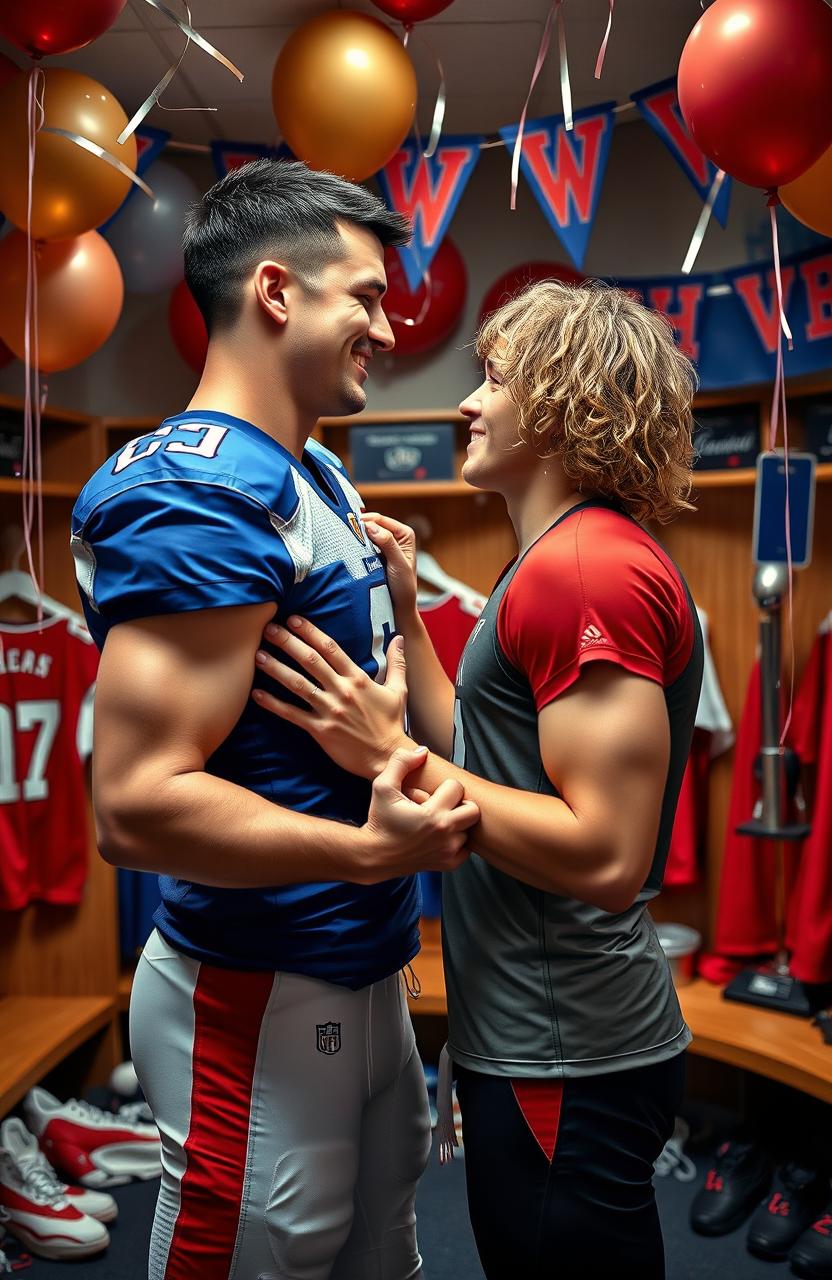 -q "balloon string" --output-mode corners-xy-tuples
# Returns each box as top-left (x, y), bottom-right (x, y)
(594, 0), (614, 78)
(556, 0), (573, 131)
(385, 267), (434, 328)
(681, 167), (725, 274)
(511, 0), (558, 210)
(42, 128), (154, 200)
(413, 27), (446, 159)
(23, 68), (44, 624)
(766, 194), (795, 748)
(120, 0), (243, 143)
(401, 26), (446, 162)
